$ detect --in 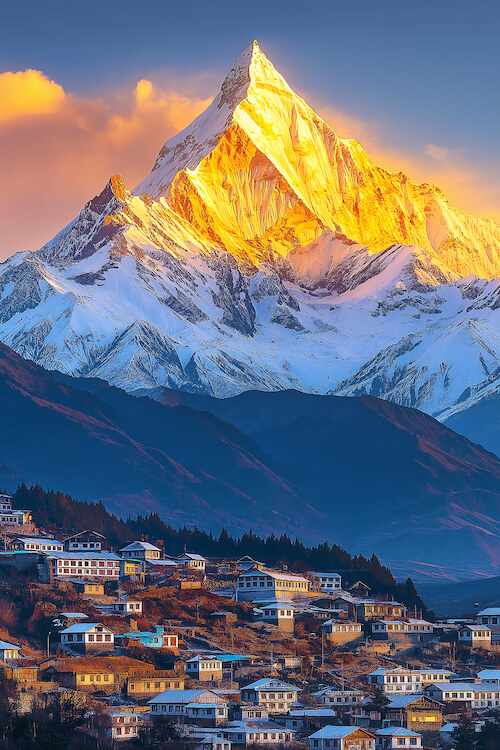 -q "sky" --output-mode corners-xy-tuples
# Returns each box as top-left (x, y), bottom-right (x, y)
(0, 0), (499, 259)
